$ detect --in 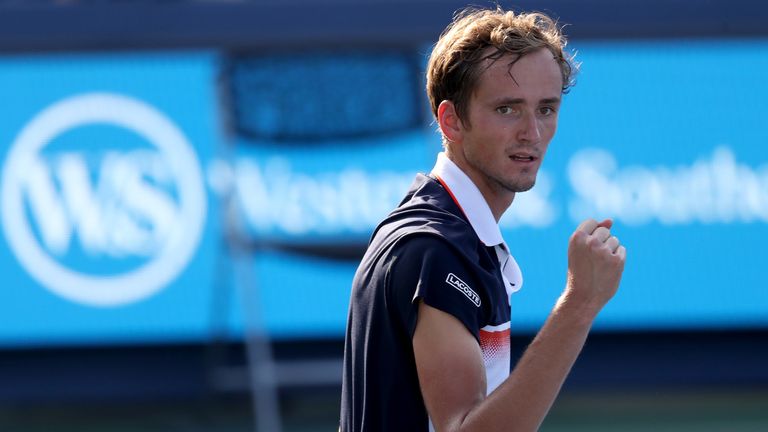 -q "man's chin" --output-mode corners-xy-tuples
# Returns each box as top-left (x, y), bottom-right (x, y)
(517, 172), (539, 191)
(515, 182), (536, 193)
(503, 179), (536, 193)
